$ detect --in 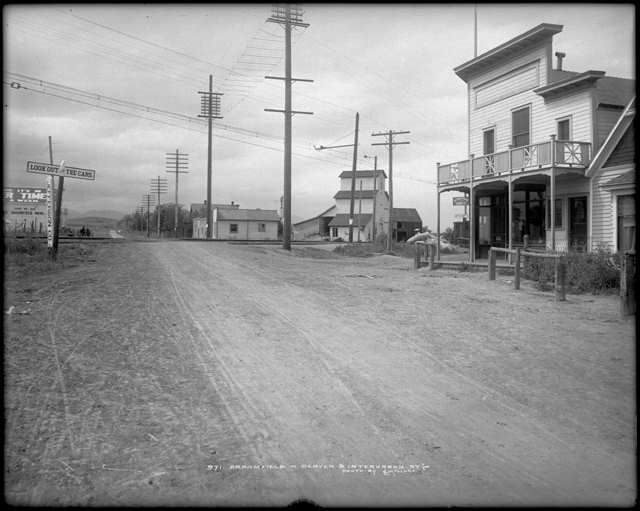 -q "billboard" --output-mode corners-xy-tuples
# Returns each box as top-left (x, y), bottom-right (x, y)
(3, 187), (56, 233)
